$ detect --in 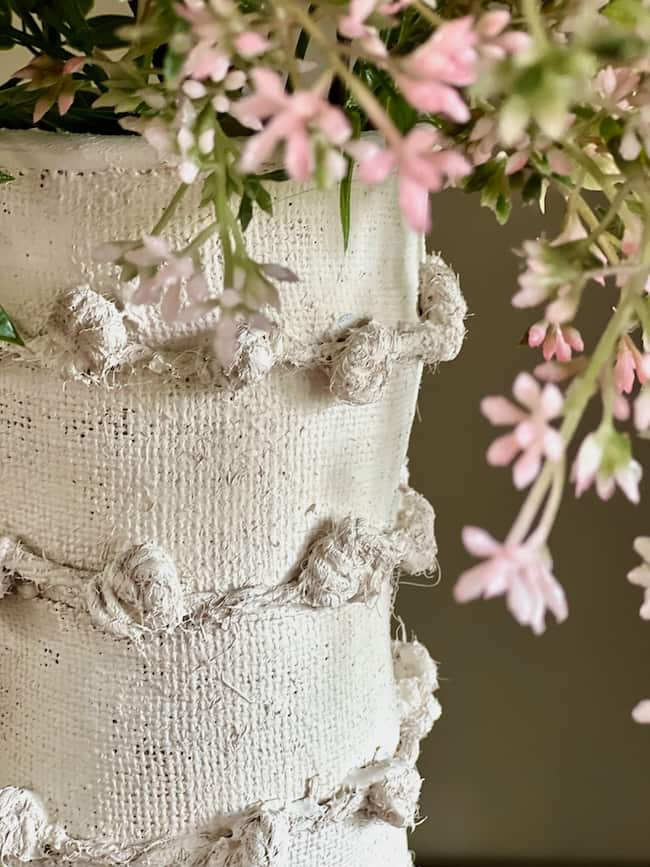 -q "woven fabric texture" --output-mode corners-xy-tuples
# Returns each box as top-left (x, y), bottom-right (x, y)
(0, 131), (453, 867)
